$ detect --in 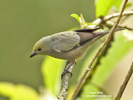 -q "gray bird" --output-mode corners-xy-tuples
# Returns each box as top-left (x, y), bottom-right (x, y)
(30, 28), (122, 65)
